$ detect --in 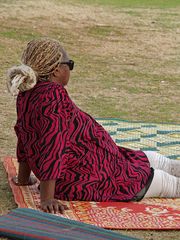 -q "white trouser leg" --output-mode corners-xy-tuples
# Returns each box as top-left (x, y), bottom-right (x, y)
(144, 151), (180, 177)
(144, 169), (180, 198)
